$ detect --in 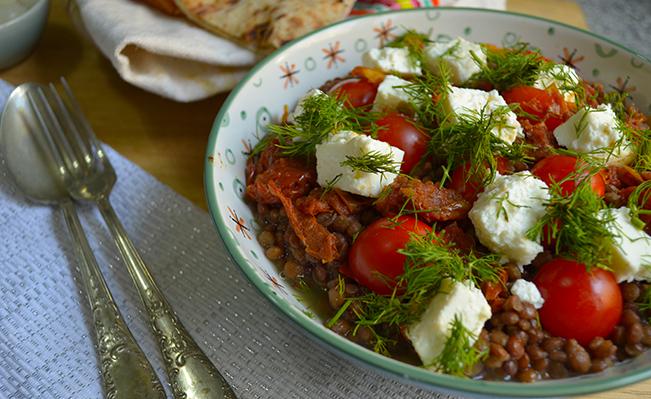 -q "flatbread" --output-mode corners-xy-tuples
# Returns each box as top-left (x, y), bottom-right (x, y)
(266, 0), (355, 48)
(174, 0), (354, 52)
